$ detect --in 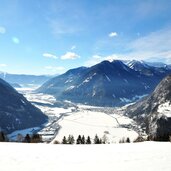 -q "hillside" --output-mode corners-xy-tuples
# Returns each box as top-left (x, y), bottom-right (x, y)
(37, 60), (171, 106)
(125, 74), (171, 140)
(0, 78), (48, 133)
